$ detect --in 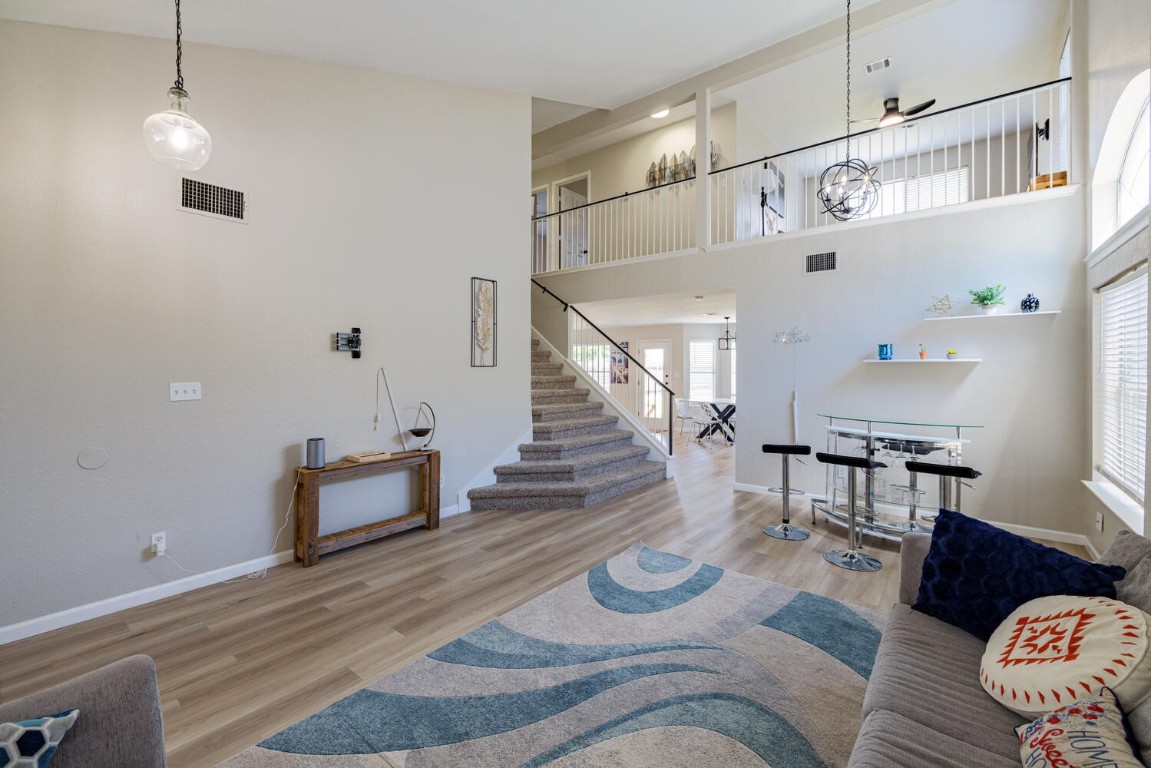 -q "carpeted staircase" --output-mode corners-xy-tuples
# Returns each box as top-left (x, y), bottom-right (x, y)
(467, 339), (667, 511)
